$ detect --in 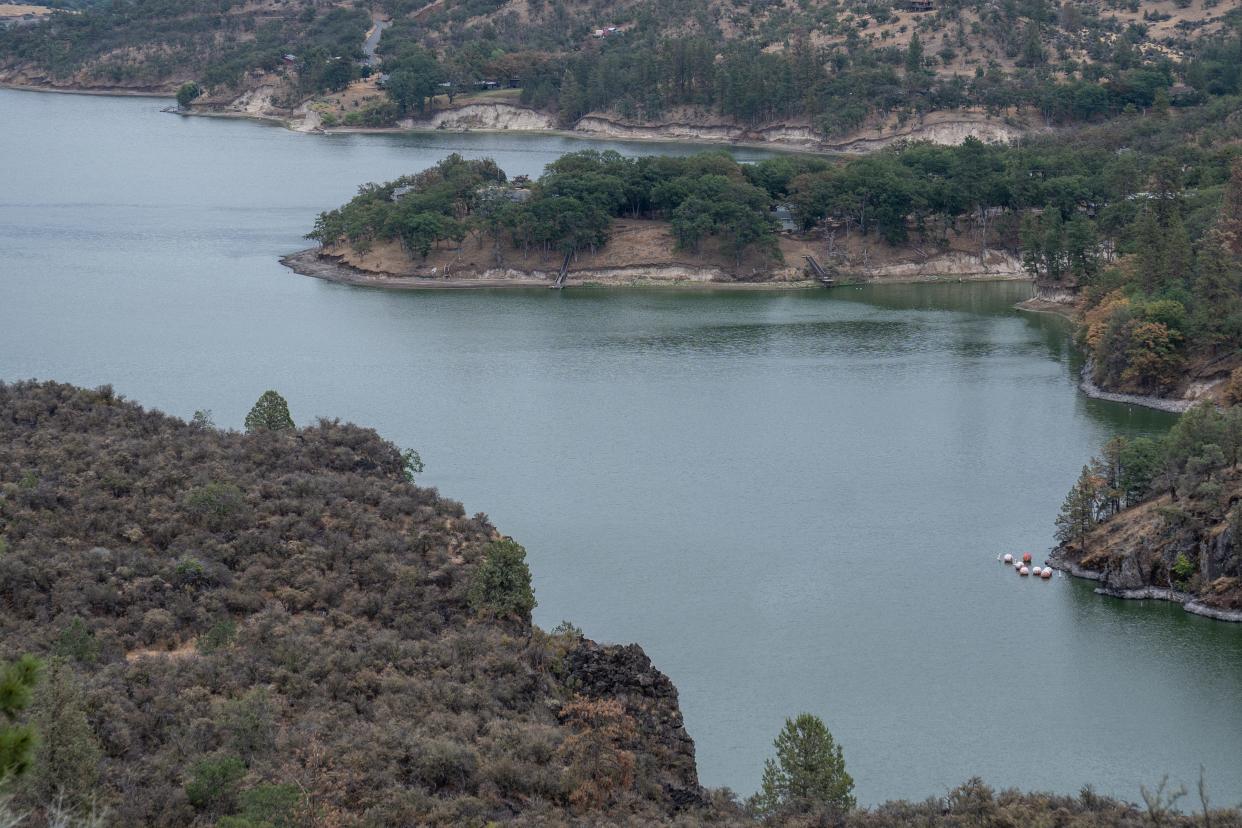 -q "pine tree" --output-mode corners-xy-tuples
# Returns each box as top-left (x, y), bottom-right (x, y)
(752, 713), (854, 818)
(1133, 207), (1165, 294)
(467, 539), (536, 623)
(0, 655), (40, 786)
(244, 390), (294, 433)
(905, 32), (924, 76)
(1163, 213), (1193, 287)
(26, 659), (101, 807)
(1191, 229), (1242, 351)
(1055, 466), (1102, 549)
(1217, 158), (1242, 255)
(558, 69), (584, 126)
